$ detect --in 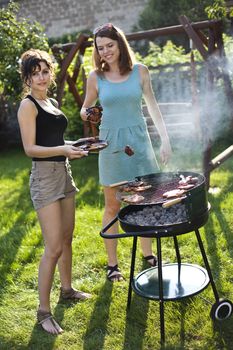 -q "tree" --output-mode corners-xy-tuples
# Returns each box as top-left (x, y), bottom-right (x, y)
(206, 0), (233, 35)
(0, 1), (49, 101)
(138, 0), (214, 30)
(135, 0), (214, 49)
(0, 1), (49, 148)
